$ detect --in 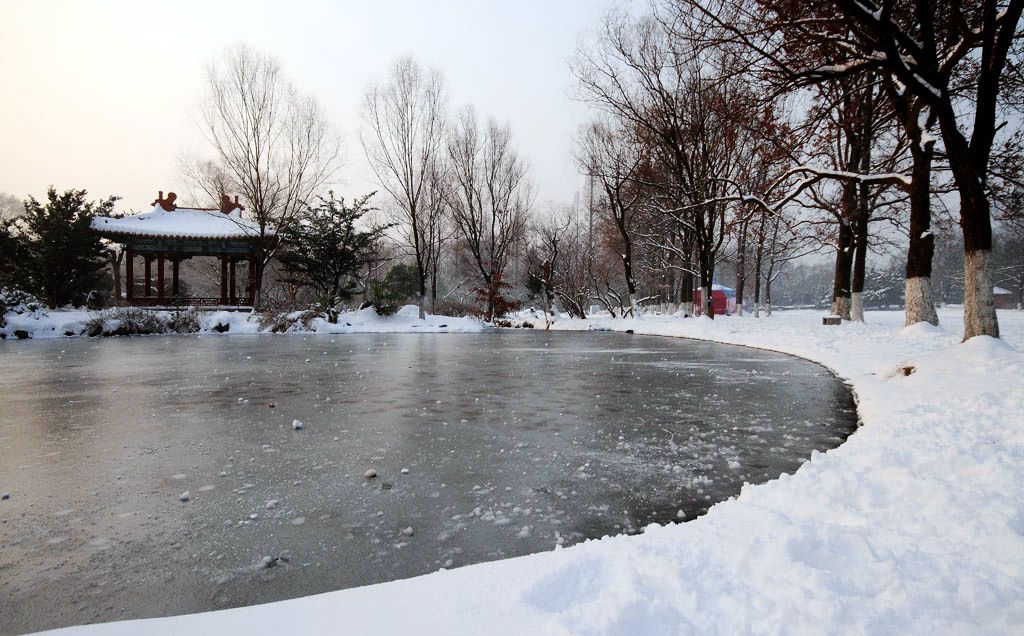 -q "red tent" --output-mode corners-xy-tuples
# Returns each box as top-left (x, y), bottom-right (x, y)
(693, 287), (729, 316)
